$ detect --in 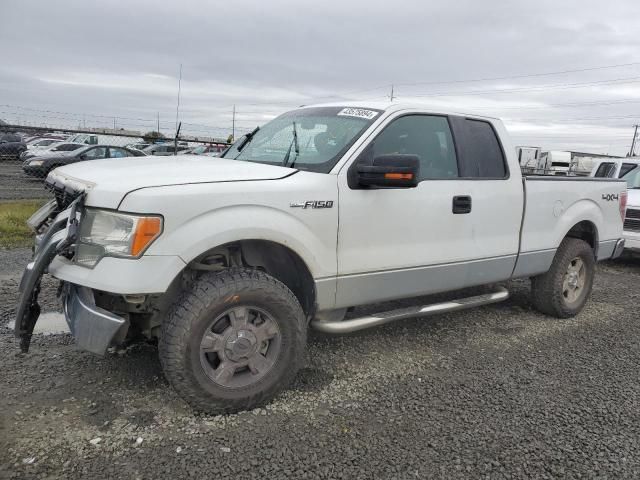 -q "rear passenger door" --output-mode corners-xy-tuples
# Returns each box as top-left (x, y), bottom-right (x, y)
(447, 115), (523, 259)
(335, 113), (523, 308)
